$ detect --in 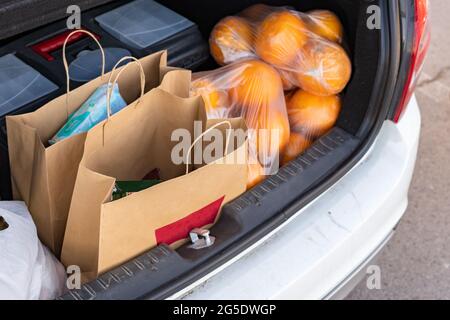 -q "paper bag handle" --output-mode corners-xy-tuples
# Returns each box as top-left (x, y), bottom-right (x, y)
(63, 30), (106, 118)
(106, 56), (146, 120)
(185, 121), (232, 175)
